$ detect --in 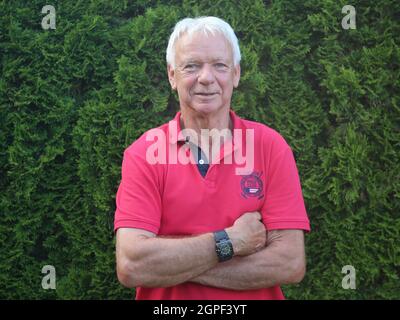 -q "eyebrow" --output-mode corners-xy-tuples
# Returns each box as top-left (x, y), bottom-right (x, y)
(180, 57), (229, 65)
